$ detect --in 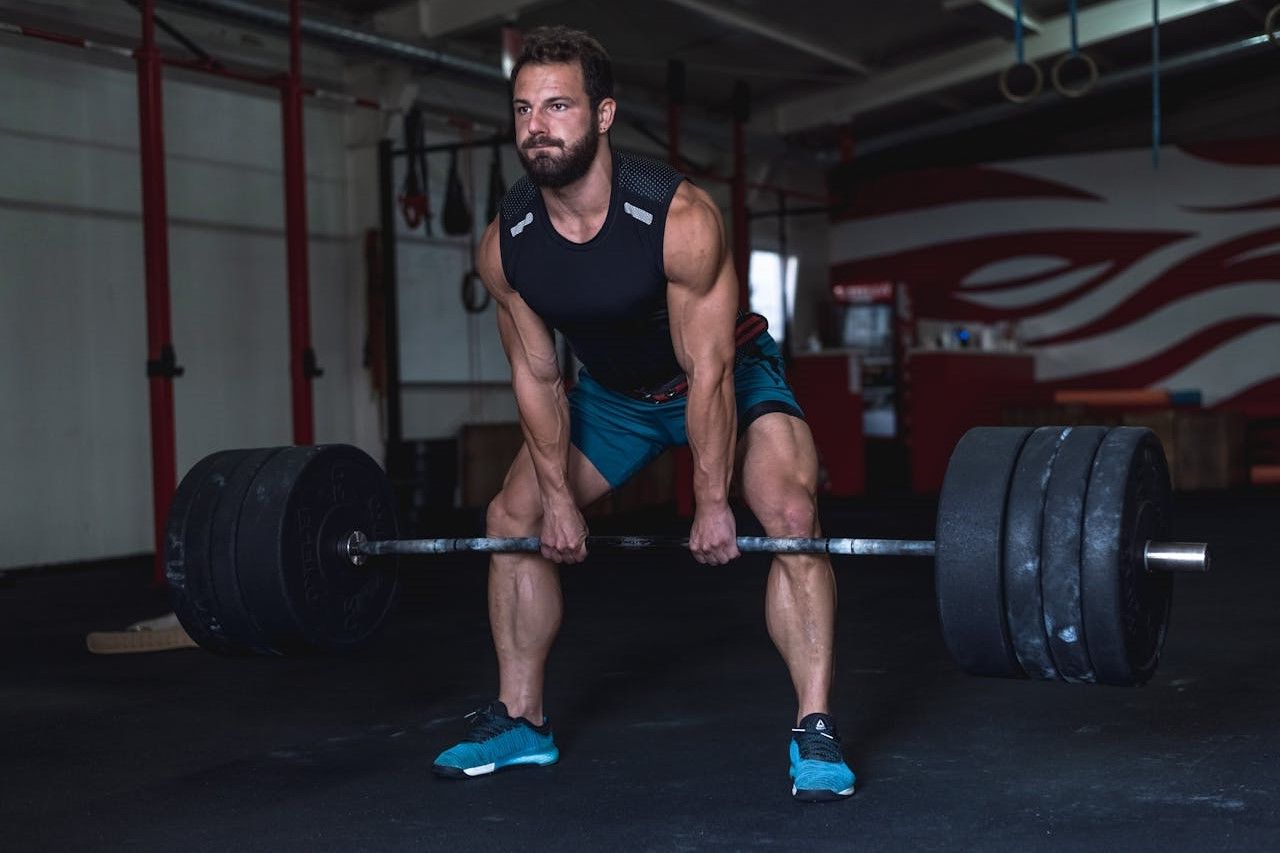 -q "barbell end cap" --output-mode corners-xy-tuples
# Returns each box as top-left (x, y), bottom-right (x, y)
(1144, 541), (1210, 573)
(346, 530), (368, 567)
